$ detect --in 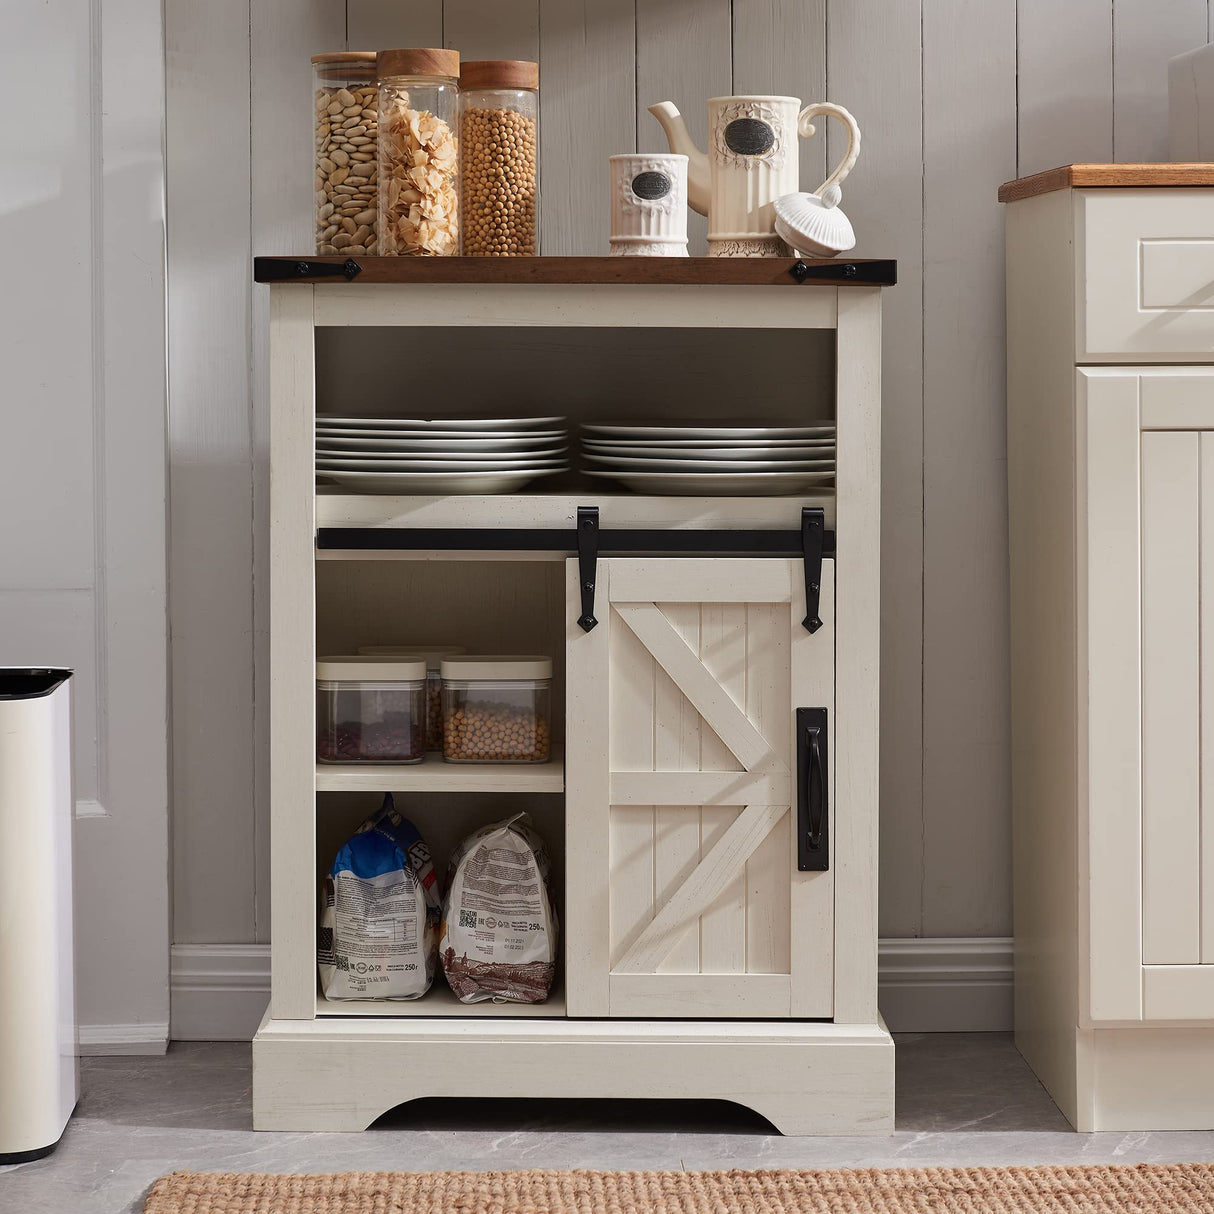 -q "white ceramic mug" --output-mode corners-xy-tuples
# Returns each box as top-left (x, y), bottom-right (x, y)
(608, 154), (689, 256)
